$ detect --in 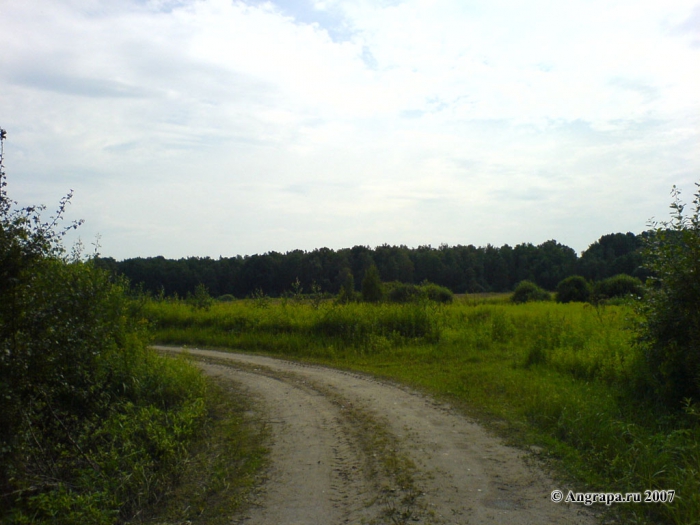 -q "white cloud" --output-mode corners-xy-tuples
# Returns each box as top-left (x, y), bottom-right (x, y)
(0, 0), (698, 259)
